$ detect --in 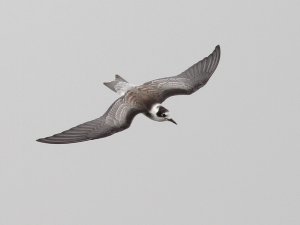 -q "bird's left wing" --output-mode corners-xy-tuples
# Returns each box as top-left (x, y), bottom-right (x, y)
(37, 96), (144, 144)
(144, 45), (221, 103)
